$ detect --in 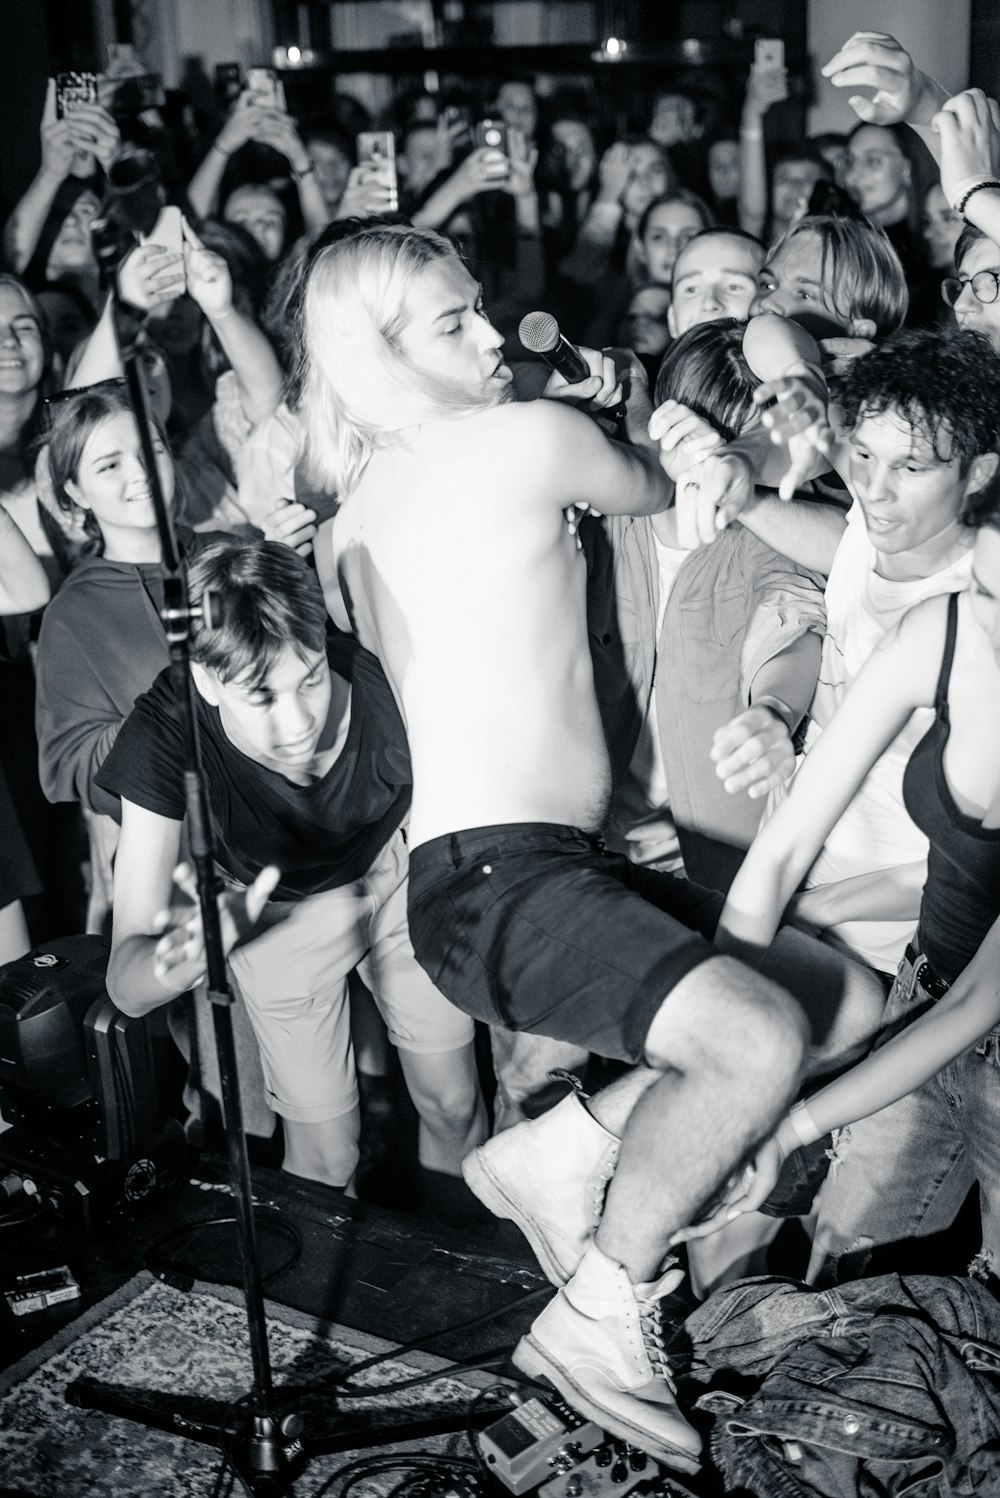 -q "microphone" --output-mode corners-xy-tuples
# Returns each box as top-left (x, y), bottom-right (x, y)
(518, 311), (628, 424)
